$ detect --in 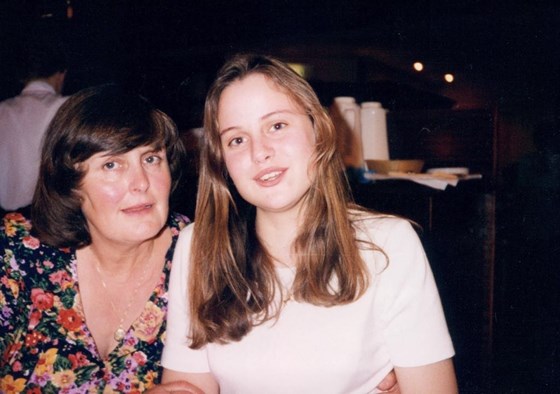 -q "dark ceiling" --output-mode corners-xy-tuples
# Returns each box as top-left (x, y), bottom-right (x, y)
(2, 0), (560, 126)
